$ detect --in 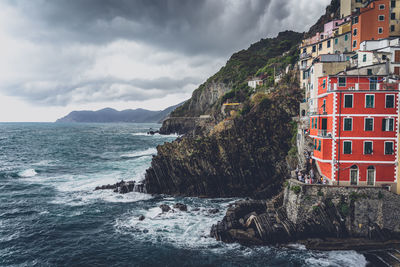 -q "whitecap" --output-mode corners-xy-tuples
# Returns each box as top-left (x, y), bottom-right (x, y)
(18, 168), (37, 177)
(120, 148), (157, 158)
